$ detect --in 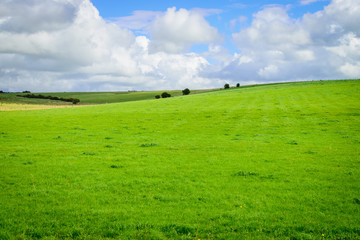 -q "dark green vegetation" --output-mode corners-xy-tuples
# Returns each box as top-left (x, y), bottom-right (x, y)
(18, 94), (80, 104)
(182, 88), (190, 95)
(1, 80), (360, 239)
(161, 92), (171, 98)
